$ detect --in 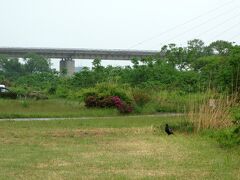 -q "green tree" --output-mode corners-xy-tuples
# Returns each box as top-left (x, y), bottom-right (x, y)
(24, 53), (51, 74)
(187, 39), (205, 63)
(0, 56), (24, 79)
(208, 40), (233, 56)
(92, 58), (103, 70)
